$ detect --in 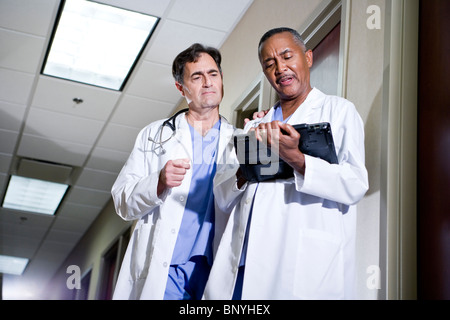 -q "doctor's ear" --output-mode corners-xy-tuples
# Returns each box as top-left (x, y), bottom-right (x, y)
(175, 82), (185, 97)
(305, 50), (313, 68)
